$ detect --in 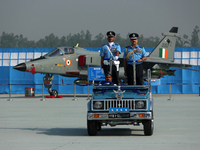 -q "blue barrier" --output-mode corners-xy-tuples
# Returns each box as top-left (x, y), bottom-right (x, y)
(0, 47), (200, 94)
(1, 82), (200, 95)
